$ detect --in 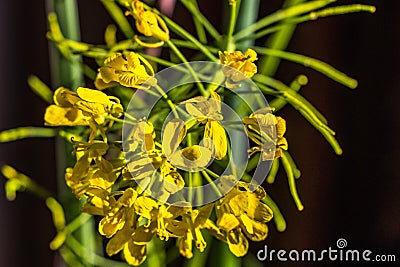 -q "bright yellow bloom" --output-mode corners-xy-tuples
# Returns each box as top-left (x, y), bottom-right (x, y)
(182, 91), (227, 160)
(129, 0), (170, 47)
(126, 120), (156, 153)
(219, 49), (258, 87)
(243, 109), (288, 160)
(125, 119), (213, 197)
(176, 204), (215, 258)
(44, 87), (123, 138)
(65, 141), (118, 199)
(215, 182), (273, 257)
(105, 196), (191, 266)
(95, 52), (156, 90)
(162, 119), (213, 169)
(99, 188), (137, 238)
